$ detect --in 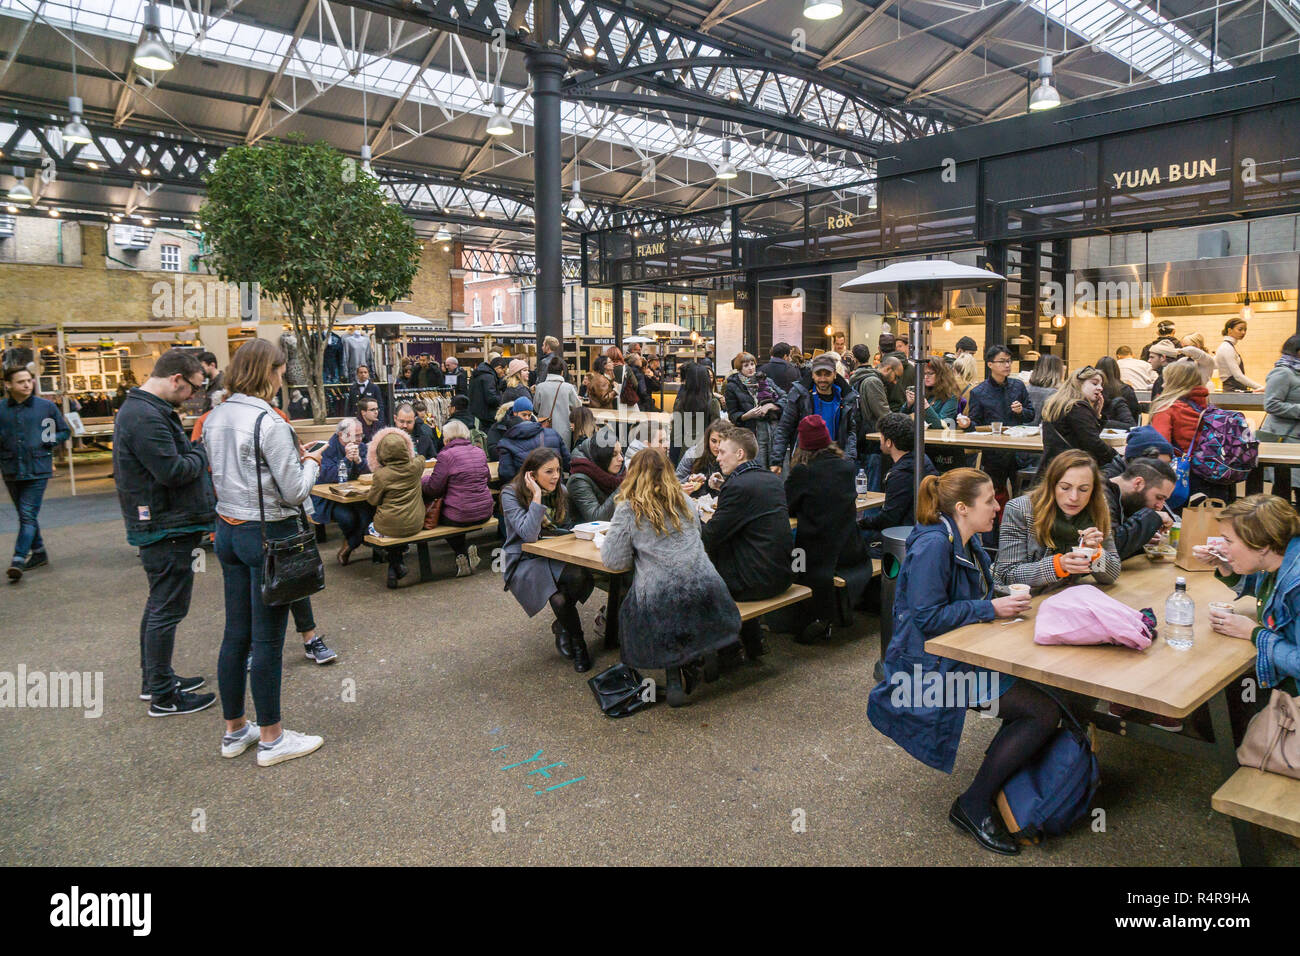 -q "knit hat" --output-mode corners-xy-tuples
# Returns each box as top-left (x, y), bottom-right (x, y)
(1124, 425), (1178, 460)
(1148, 341), (1180, 359)
(956, 335), (977, 353)
(877, 333), (896, 352)
(797, 415), (831, 452)
(810, 353), (838, 374)
(507, 358), (529, 379)
(512, 396), (534, 413)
